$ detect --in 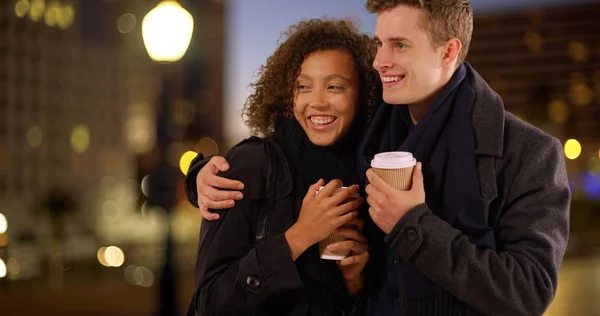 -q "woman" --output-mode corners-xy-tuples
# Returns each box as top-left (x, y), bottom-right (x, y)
(190, 19), (382, 316)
